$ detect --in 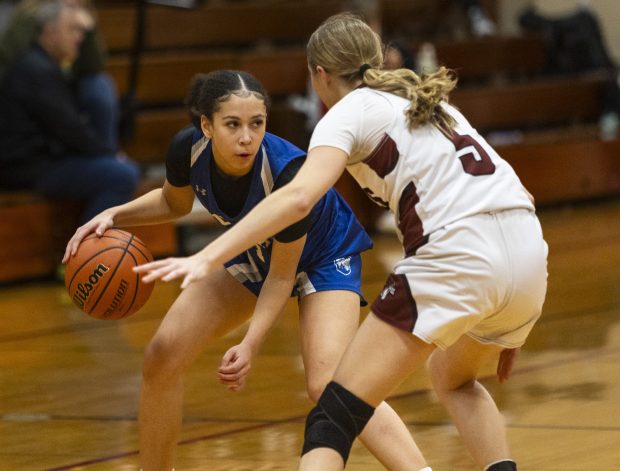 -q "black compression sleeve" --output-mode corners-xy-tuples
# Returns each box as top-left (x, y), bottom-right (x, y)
(165, 126), (194, 187)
